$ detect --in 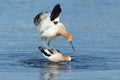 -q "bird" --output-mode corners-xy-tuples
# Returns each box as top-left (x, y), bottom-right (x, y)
(38, 47), (71, 62)
(34, 4), (75, 51)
